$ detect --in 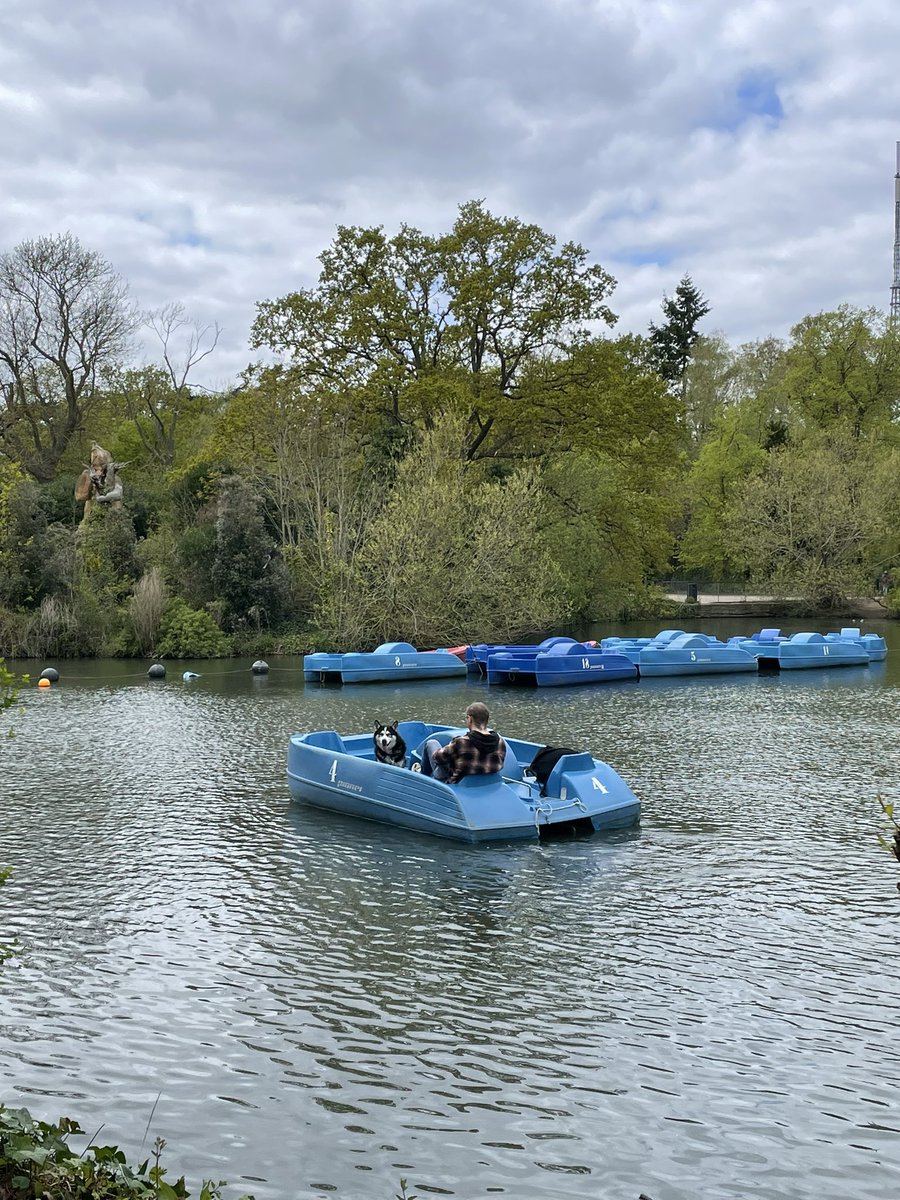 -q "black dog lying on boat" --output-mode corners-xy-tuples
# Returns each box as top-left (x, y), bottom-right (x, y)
(373, 720), (407, 768)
